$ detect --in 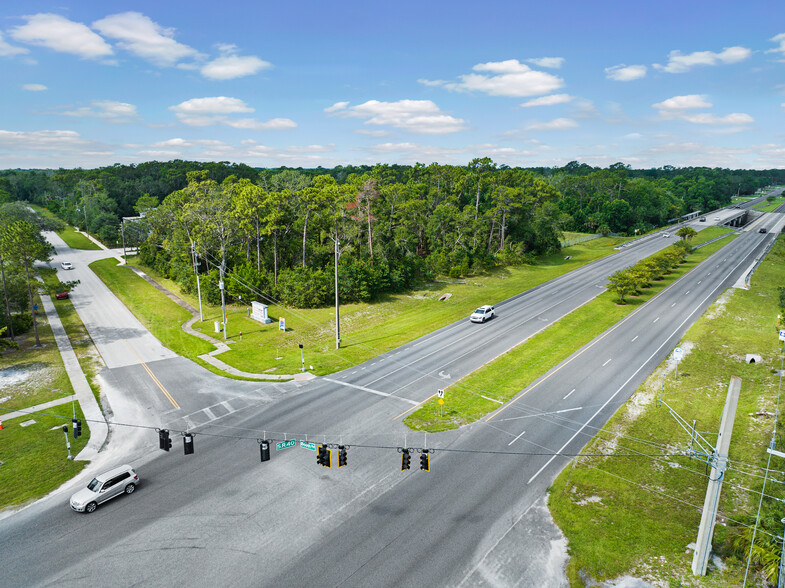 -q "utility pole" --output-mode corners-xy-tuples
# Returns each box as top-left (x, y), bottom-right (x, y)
(120, 218), (126, 264)
(191, 241), (204, 322)
(334, 234), (341, 350)
(219, 259), (227, 340)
